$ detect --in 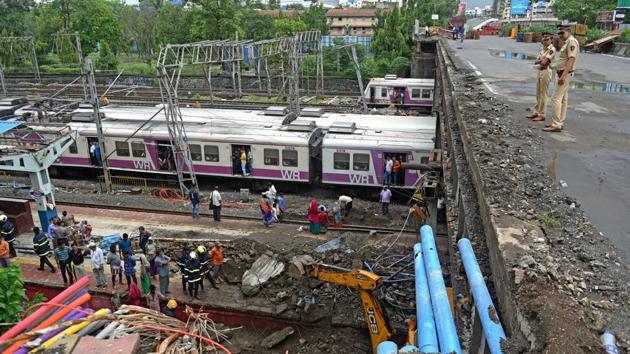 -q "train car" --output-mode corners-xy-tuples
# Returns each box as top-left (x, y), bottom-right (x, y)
(320, 117), (436, 189)
(363, 76), (435, 110)
(29, 105), (437, 188)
